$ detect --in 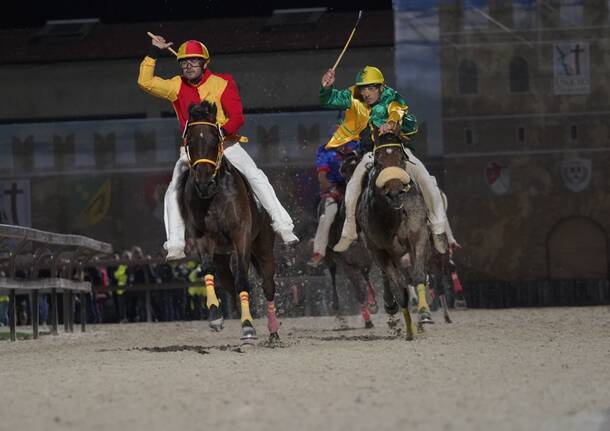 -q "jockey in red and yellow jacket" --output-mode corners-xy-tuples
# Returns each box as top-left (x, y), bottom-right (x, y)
(138, 37), (298, 260)
(138, 40), (244, 135)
